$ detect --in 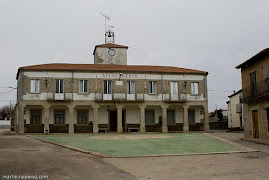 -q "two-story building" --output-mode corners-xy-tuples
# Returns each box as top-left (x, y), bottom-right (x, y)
(236, 48), (269, 140)
(227, 90), (244, 130)
(15, 40), (209, 134)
